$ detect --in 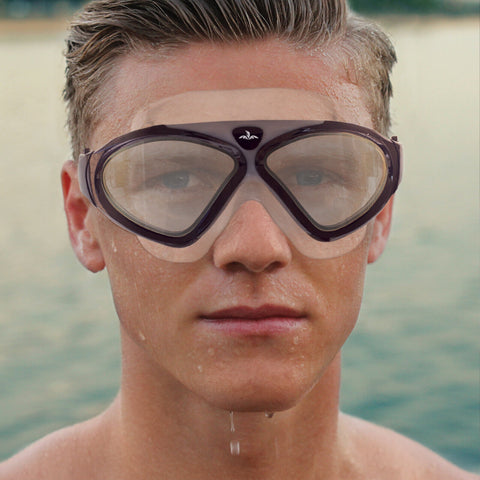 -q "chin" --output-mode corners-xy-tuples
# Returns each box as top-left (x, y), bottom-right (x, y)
(199, 372), (315, 413)
(183, 350), (333, 414)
